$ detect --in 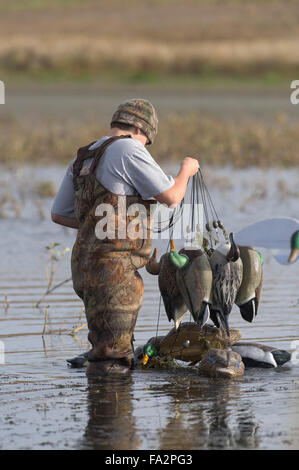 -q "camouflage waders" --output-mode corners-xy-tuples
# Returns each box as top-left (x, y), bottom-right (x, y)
(71, 136), (156, 375)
